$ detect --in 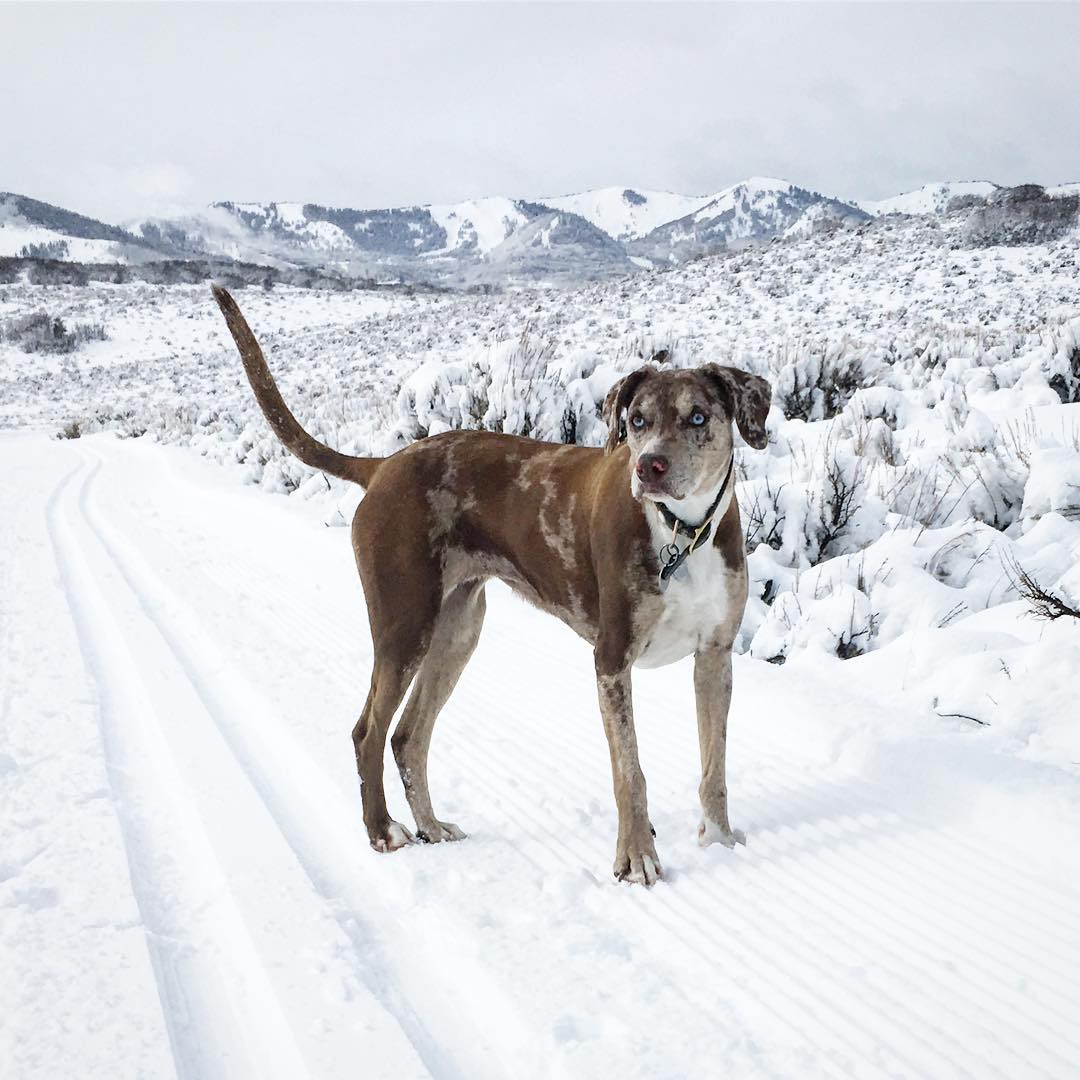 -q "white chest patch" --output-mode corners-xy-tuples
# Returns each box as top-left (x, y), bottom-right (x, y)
(635, 504), (735, 670)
